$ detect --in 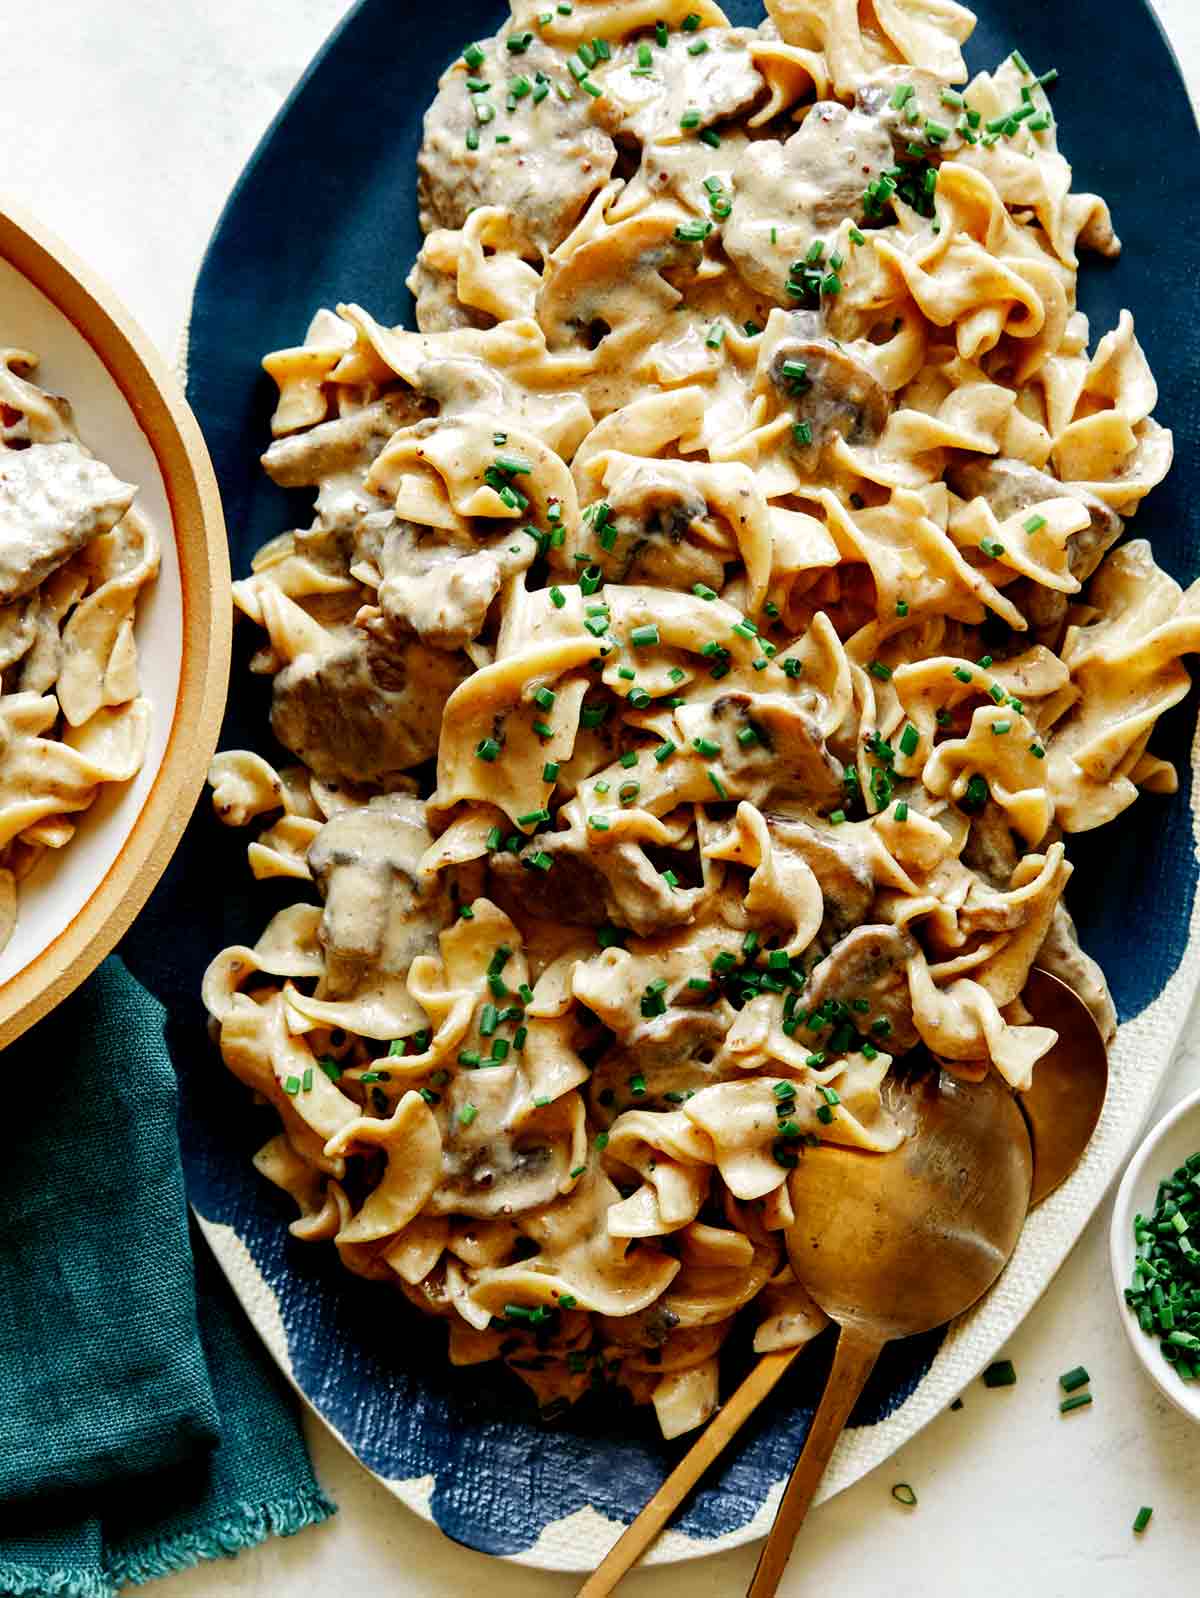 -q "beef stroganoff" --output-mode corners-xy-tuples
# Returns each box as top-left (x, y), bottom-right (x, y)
(203, 0), (1198, 1439)
(0, 352), (157, 958)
